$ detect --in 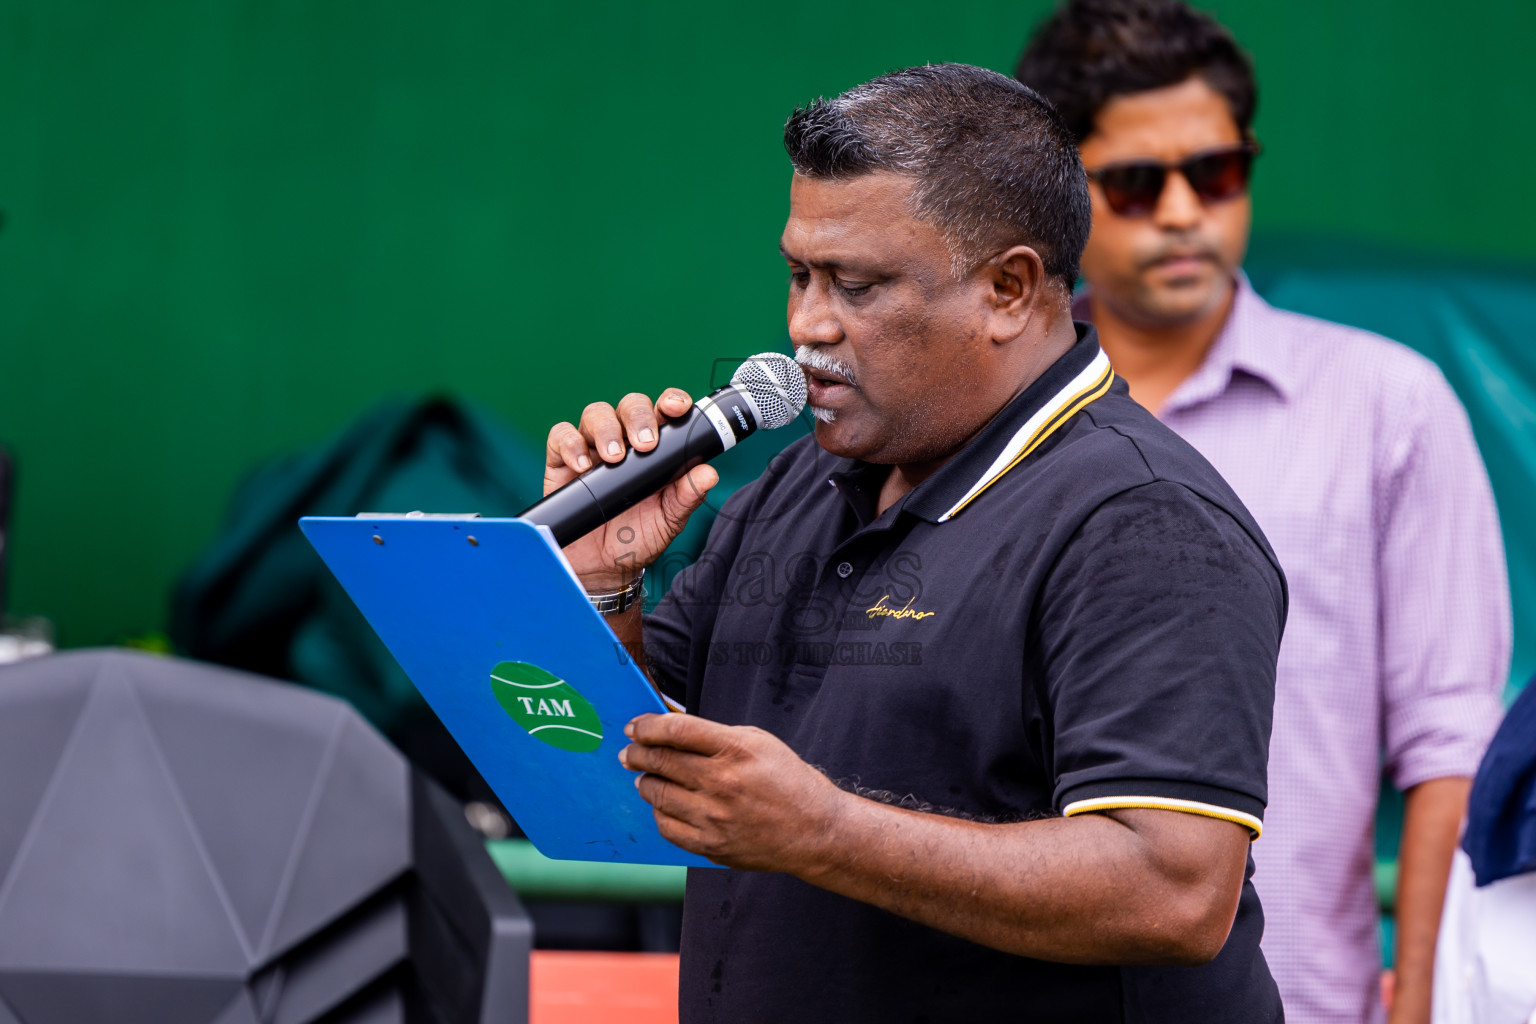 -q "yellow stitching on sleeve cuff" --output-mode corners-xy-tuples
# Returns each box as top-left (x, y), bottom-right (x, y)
(1063, 795), (1262, 840)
